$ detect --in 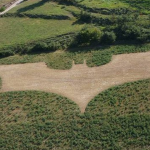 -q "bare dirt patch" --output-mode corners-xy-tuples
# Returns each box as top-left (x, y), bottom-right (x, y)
(0, 51), (150, 113)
